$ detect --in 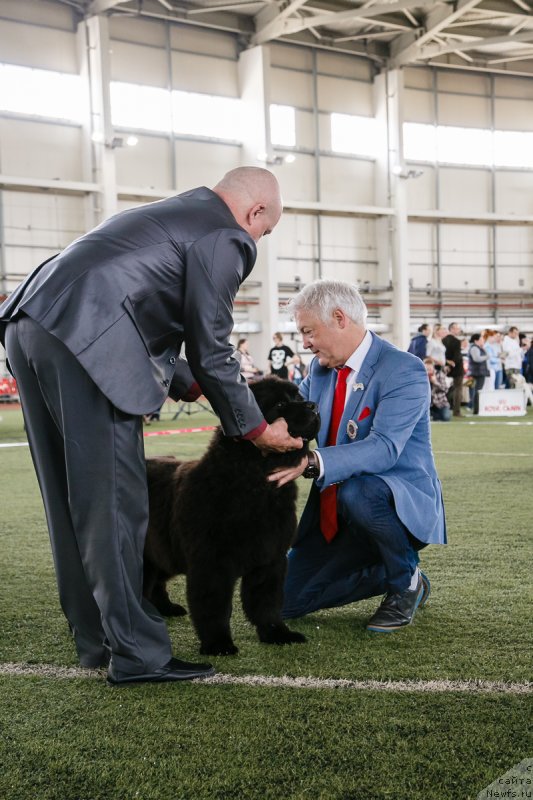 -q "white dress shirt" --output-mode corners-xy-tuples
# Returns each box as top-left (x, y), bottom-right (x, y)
(314, 330), (373, 477)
